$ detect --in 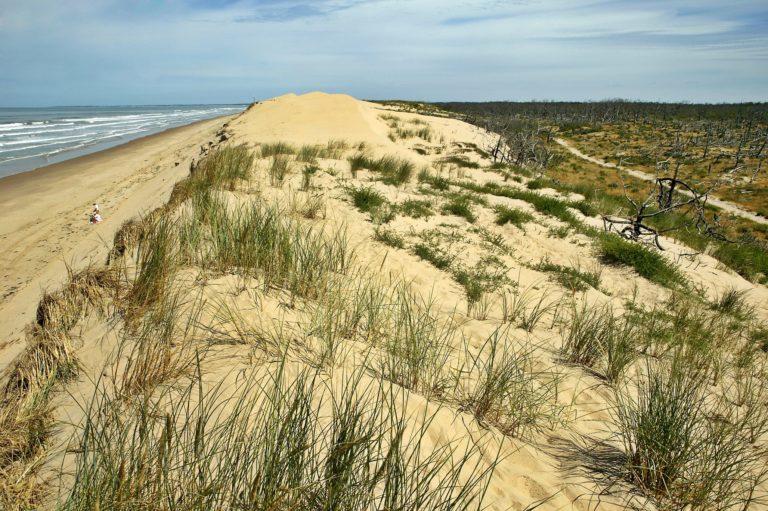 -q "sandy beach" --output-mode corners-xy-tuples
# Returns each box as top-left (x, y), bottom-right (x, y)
(0, 114), (237, 372)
